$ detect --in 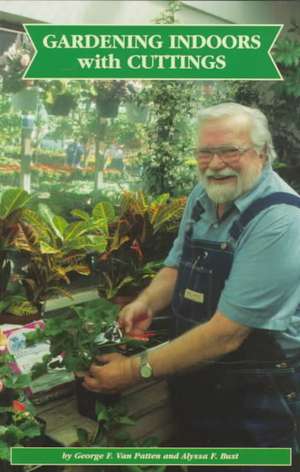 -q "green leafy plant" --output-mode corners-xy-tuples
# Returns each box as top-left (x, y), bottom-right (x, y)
(94, 192), (185, 300)
(42, 80), (80, 116)
(89, 80), (128, 118)
(0, 188), (40, 317)
(77, 399), (136, 447)
(0, 352), (41, 462)
(26, 298), (151, 375)
(17, 203), (108, 309)
(24, 300), (164, 467)
(0, 95), (20, 148)
(0, 35), (34, 94)
(75, 399), (165, 472)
